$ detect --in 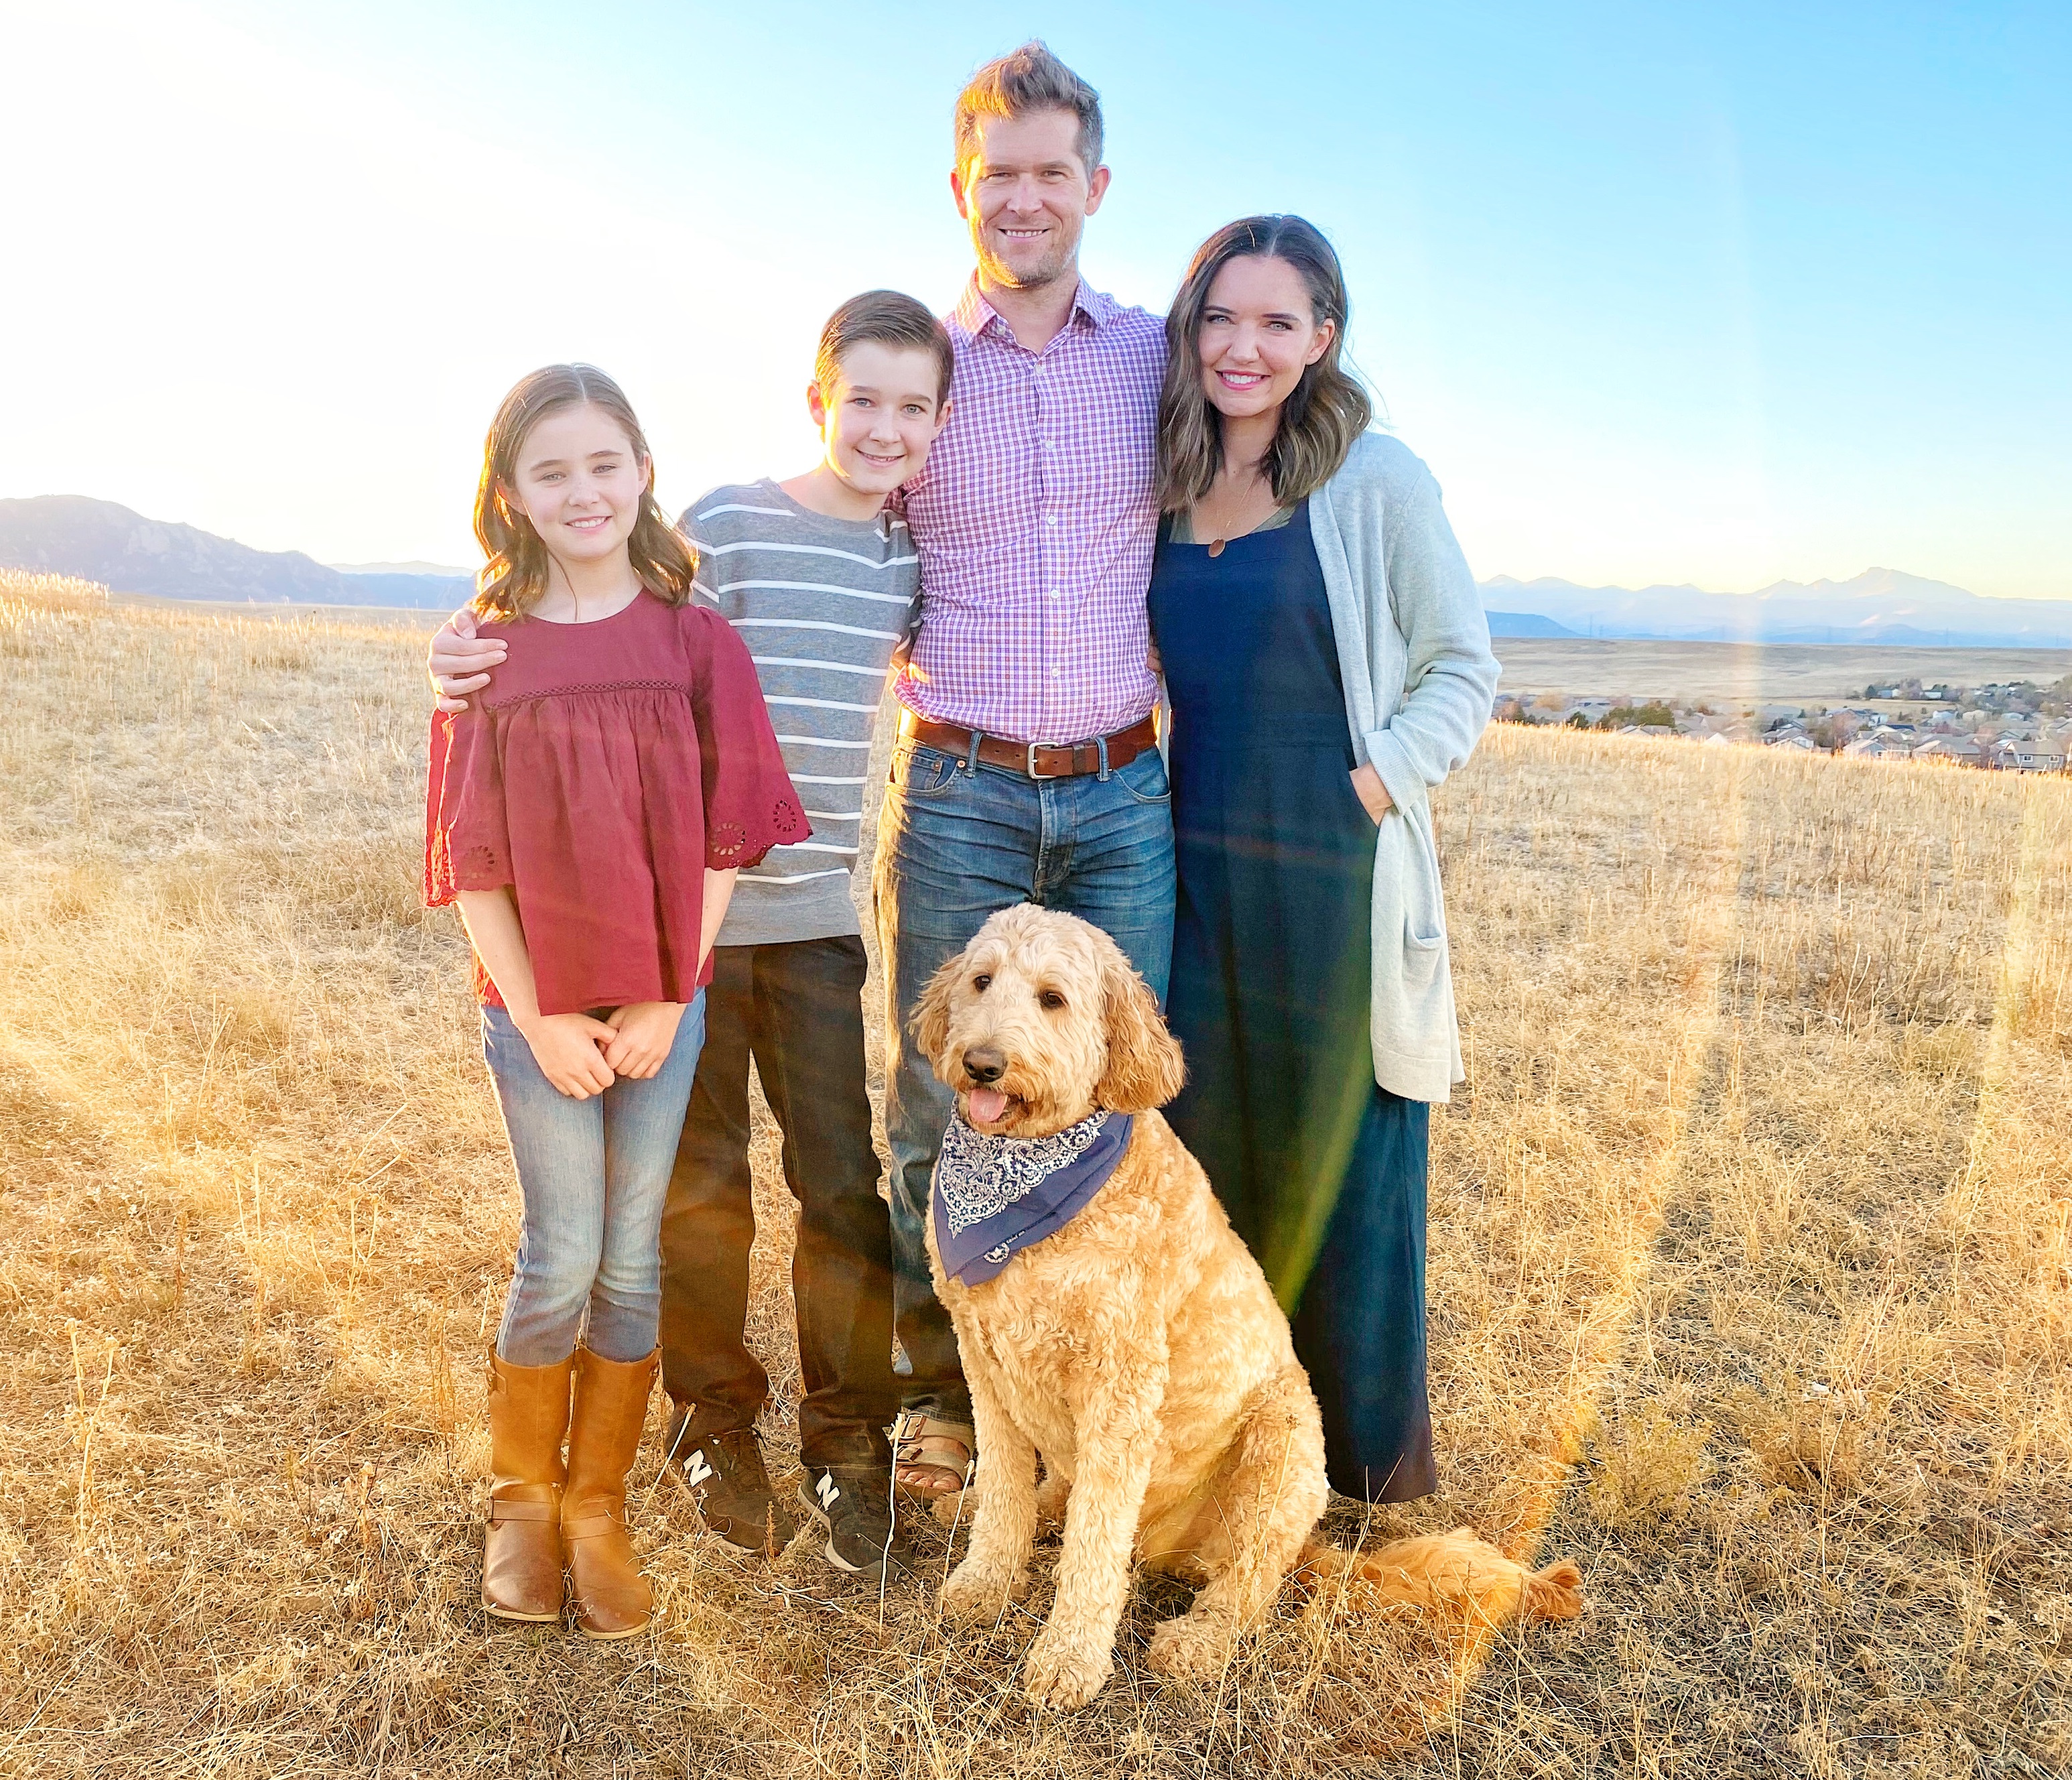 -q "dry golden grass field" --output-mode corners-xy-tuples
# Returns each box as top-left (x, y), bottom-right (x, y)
(2, 572), (2067, 1778)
